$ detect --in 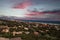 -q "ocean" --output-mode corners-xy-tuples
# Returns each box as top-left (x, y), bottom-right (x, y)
(21, 20), (60, 24)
